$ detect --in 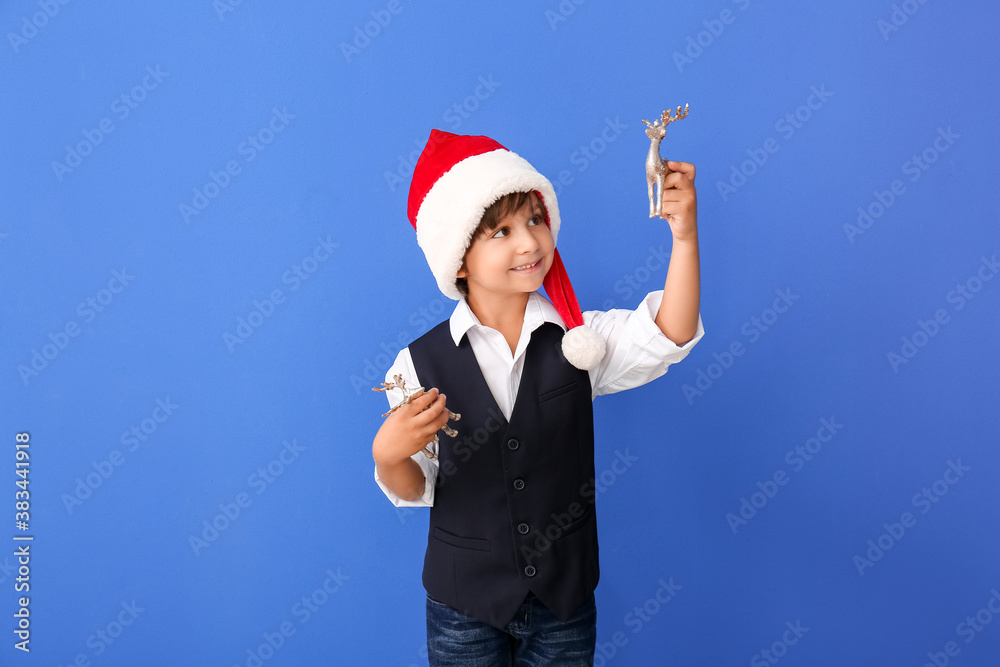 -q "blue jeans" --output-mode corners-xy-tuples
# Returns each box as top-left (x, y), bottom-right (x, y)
(426, 592), (596, 666)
